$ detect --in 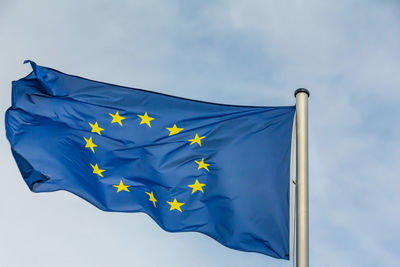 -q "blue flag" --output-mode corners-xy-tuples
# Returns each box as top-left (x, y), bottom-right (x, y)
(5, 61), (295, 259)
